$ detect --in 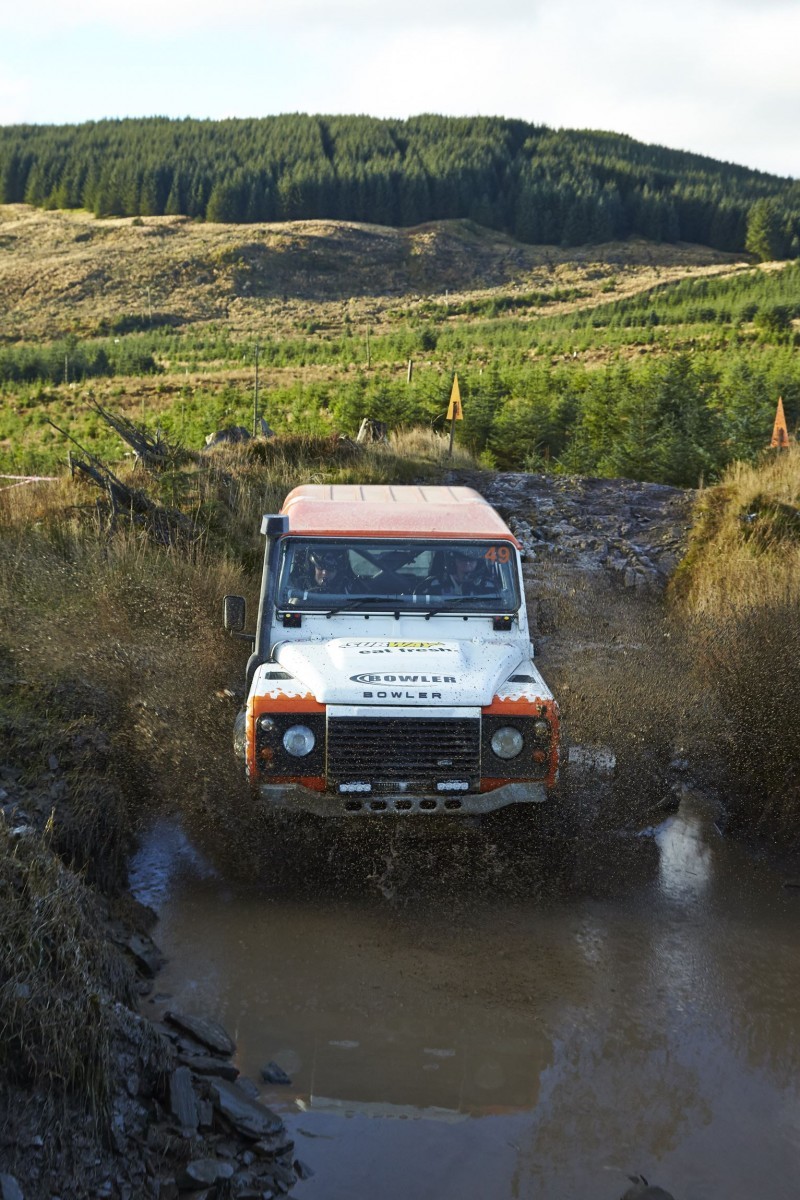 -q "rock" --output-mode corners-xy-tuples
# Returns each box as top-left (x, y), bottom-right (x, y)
(165, 1012), (236, 1057)
(204, 426), (251, 448)
(252, 1132), (294, 1159)
(210, 1079), (283, 1140)
(197, 1099), (214, 1130)
(620, 1176), (676, 1200)
(0, 1175), (24, 1200)
(168, 1066), (199, 1131)
(151, 1021), (180, 1043)
(260, 1062), (292, 1086)
(213, 1141), (238, 1159)
(177, 1159), (234, 1191)
(294, 1159), (315, 1180)
(270, 1161), (298, 1193)
(180, 1054), (240, 1081)
(114, 930), (165, 978)
(236, 1077), (261, 1101)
